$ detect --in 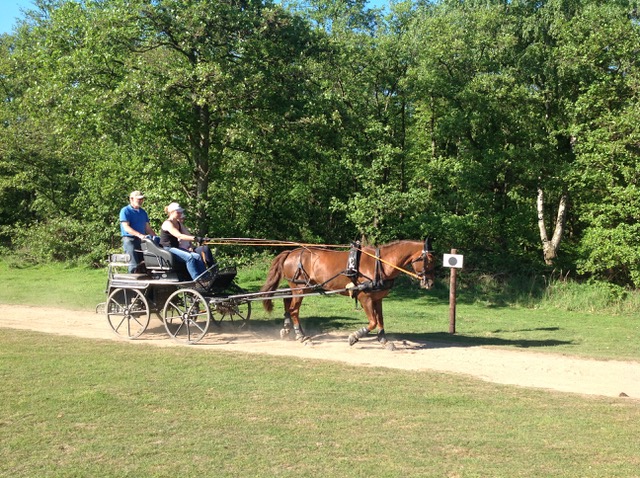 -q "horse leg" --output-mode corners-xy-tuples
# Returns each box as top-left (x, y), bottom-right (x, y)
(348, 296), (377, 346)
(288, 294), (310, 342)
(280, 293), (309, 343)
(373, 300), (396, 351)
(280, 297), (293, 339)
